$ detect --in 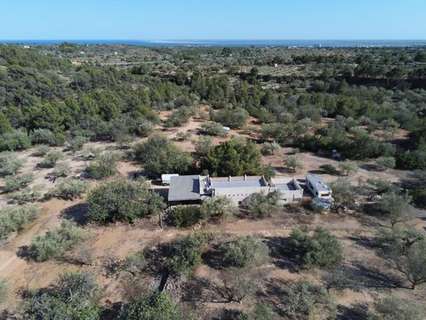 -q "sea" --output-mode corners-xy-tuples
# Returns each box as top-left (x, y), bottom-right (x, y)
(1, 39), (426, 48)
